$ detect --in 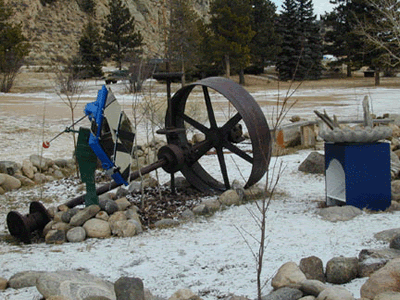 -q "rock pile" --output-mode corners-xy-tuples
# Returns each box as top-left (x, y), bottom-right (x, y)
(0, 155), (76, 194)
(0, 269), (202, 300)
(38, 181), (265, 244)
(0, 138), (167, 195)
(264, 236), (400, 300)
